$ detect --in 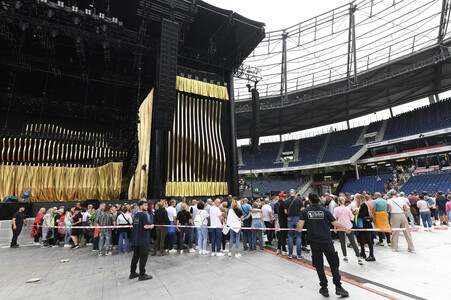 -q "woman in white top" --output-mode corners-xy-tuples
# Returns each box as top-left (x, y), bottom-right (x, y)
(116, 207), (133, 253)
(196, 200), (210, 255)
(227, 200), (244, 257)
(387, 190), (415, 252)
